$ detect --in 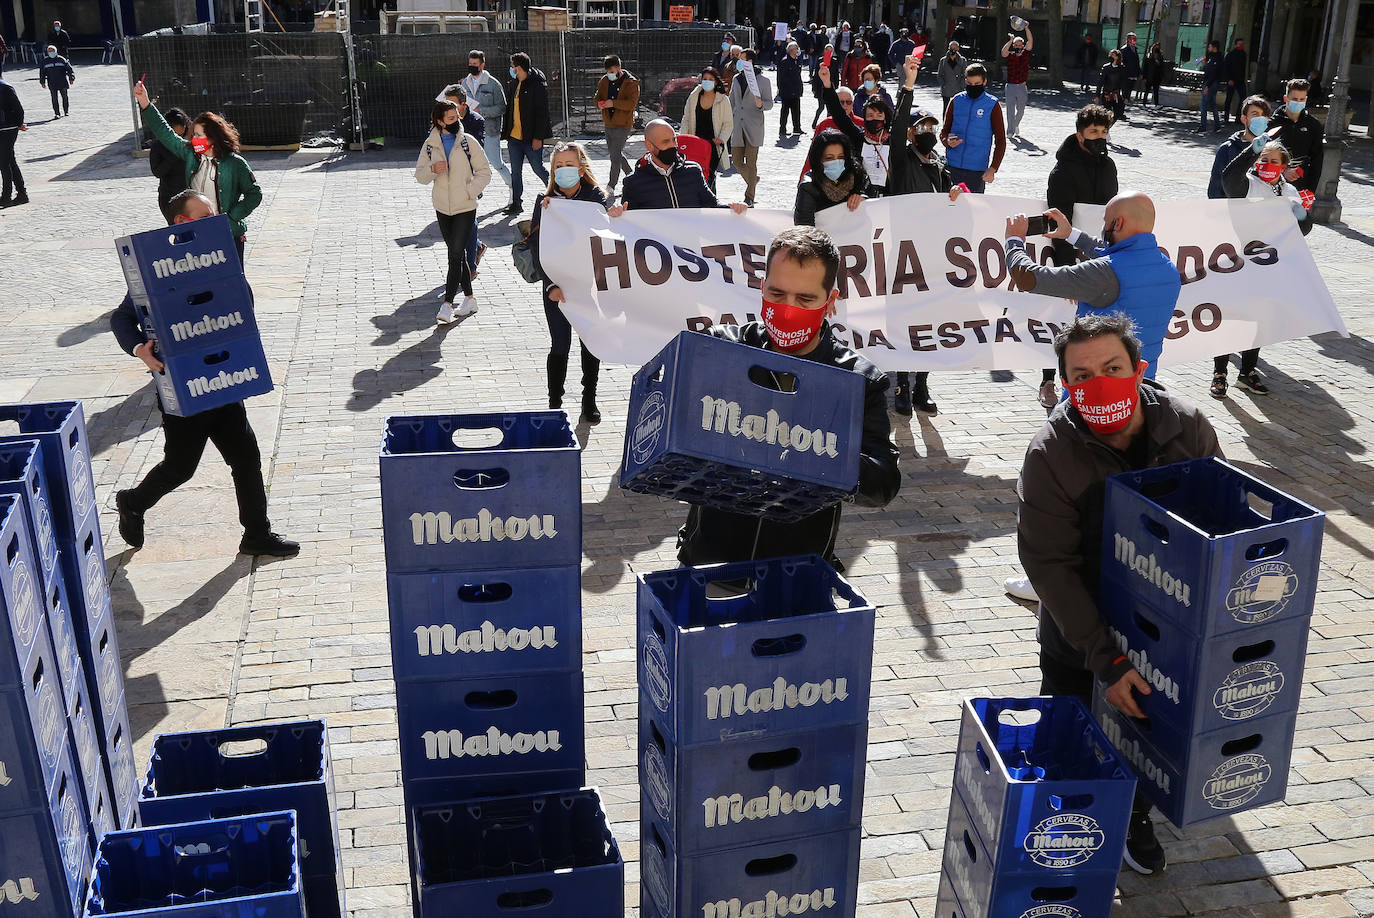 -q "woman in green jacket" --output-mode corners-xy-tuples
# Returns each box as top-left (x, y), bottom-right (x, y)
(133, 79), (262, 261)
